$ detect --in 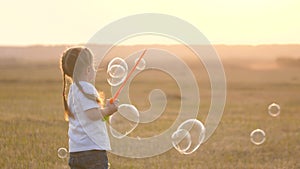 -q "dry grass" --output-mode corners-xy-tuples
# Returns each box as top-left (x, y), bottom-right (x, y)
(0, 51), (299, 169)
